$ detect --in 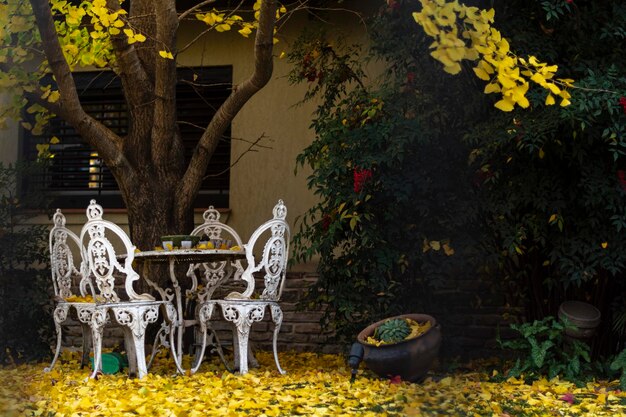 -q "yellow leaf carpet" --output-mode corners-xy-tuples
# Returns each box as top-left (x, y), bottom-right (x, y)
(1, 351), (625, 416)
